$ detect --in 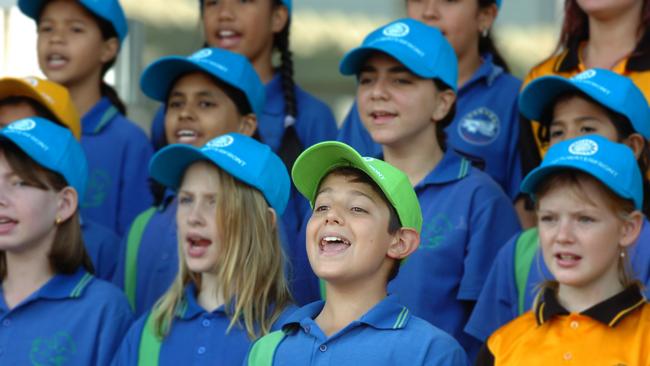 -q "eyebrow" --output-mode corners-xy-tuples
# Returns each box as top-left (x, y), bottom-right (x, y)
(169, 90), (216, 98)
(359, 64), (412, 75)
(315, 186), (378, 203)
(551, 116), (607, 124)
